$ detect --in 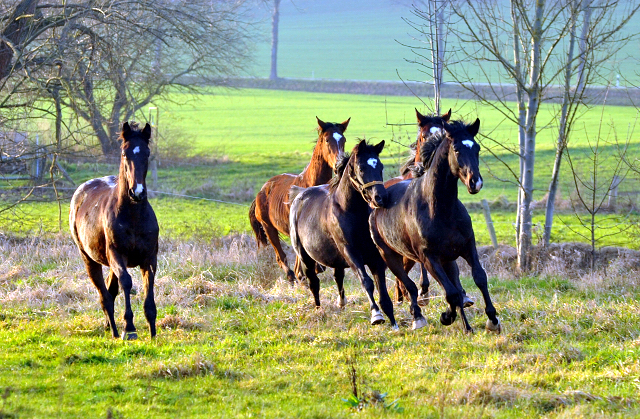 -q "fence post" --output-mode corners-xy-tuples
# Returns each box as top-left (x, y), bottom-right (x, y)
(608, 175), (620, 209)
(481, 199), (498, 249)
